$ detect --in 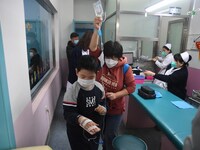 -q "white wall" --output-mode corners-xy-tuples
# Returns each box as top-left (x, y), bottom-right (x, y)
(74, 0), (96, 21)
(0, 0), (31, 122)
(187, 0), (200, 69)
(0, 0), (65, 147)
(119, 14), (159, 37)
(50, 0), (60, 67)
(105, 0), (116, 16)
(120, 0), (150, 11)
(120, 0), (191, 15)
(59, 0), (74, 87)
